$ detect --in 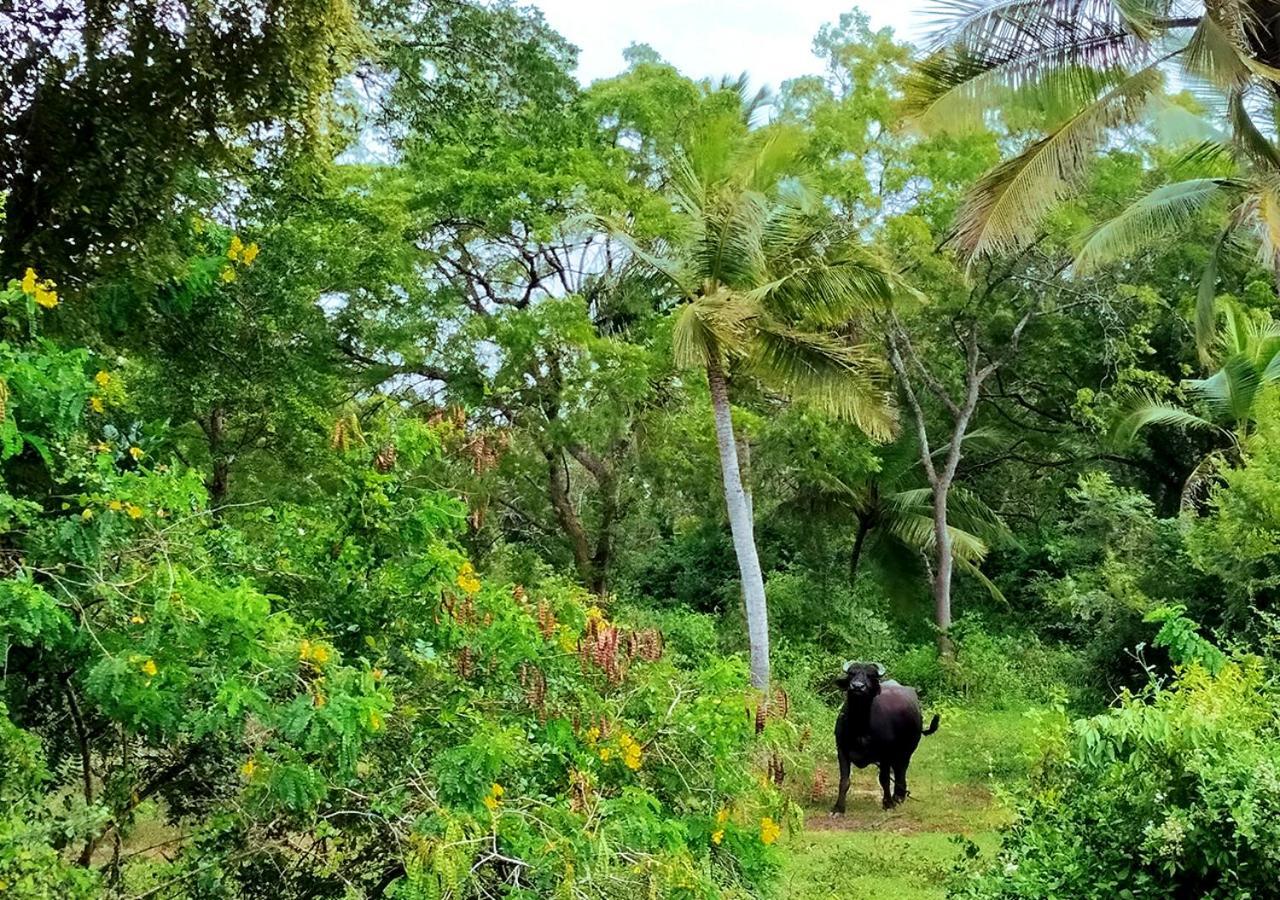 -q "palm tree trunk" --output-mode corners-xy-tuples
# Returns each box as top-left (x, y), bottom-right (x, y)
(848, 515), (871, 583)
(706, 361), (770, 691)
